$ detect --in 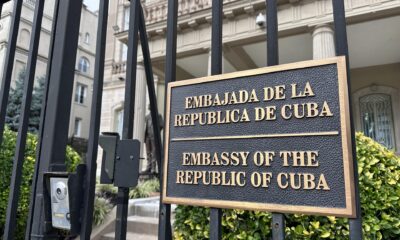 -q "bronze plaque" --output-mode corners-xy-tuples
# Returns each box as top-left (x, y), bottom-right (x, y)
(162, 57), (355, 217)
